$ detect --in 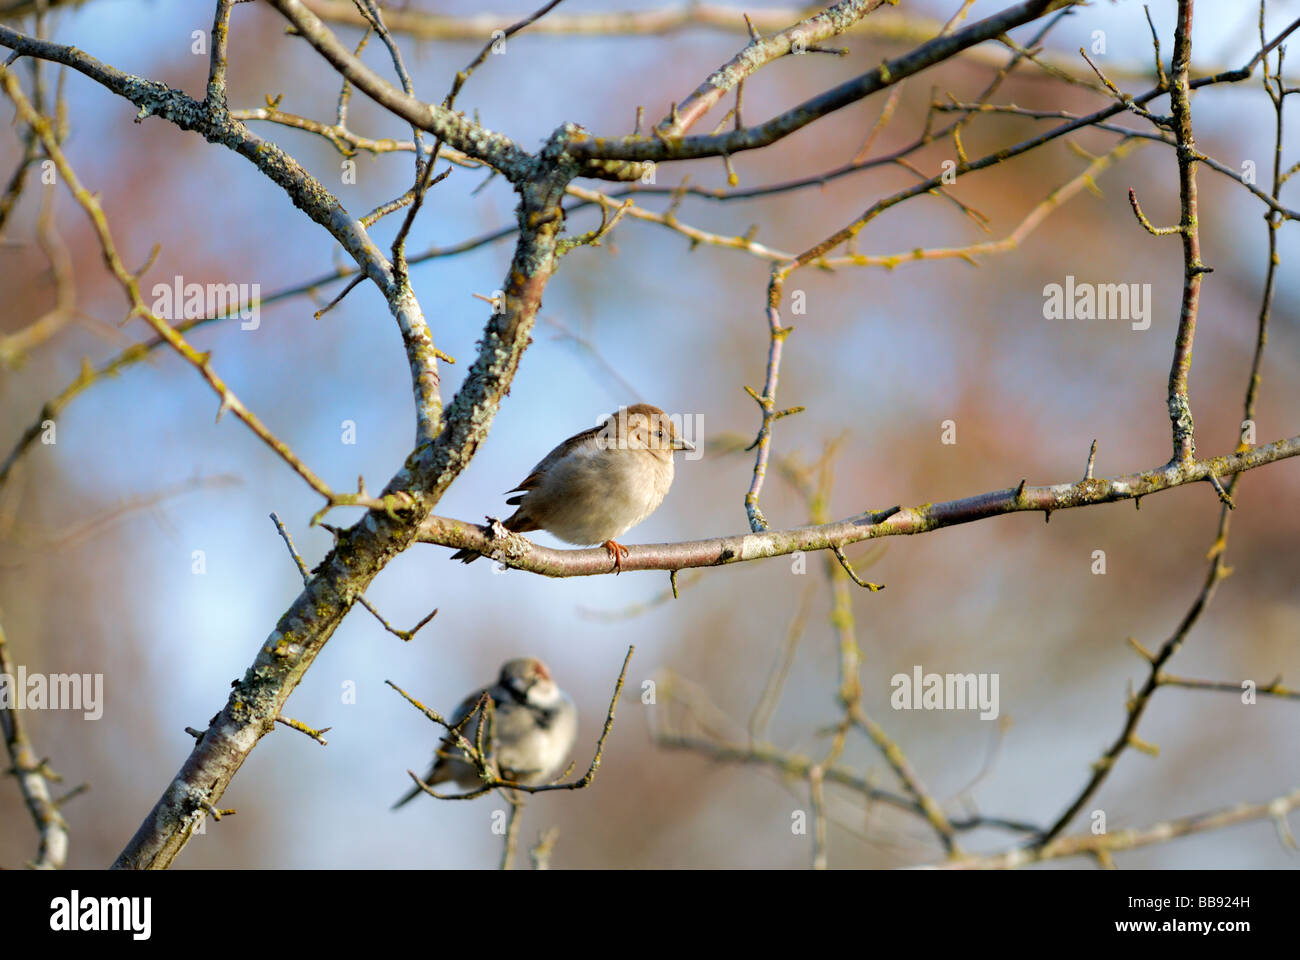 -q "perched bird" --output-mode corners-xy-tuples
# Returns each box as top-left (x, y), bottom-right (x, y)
(393, 657), (578, 807)
(451, 403), (694, 572)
